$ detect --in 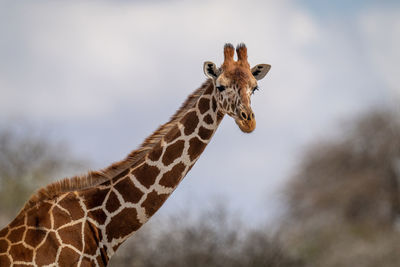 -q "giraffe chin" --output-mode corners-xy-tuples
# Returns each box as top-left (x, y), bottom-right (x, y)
(235, 119), (256, 133)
